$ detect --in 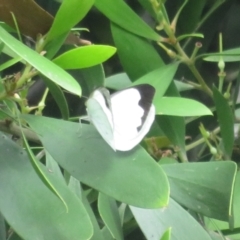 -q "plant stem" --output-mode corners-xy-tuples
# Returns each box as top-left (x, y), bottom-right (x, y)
(174, 42), (213, 97)
(178, 150), (188, 162)
(0, 120), (40, 144)
(16, 64), (32, 88)
(187, 63), (213, 97)
(186, 127), (220, 151)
